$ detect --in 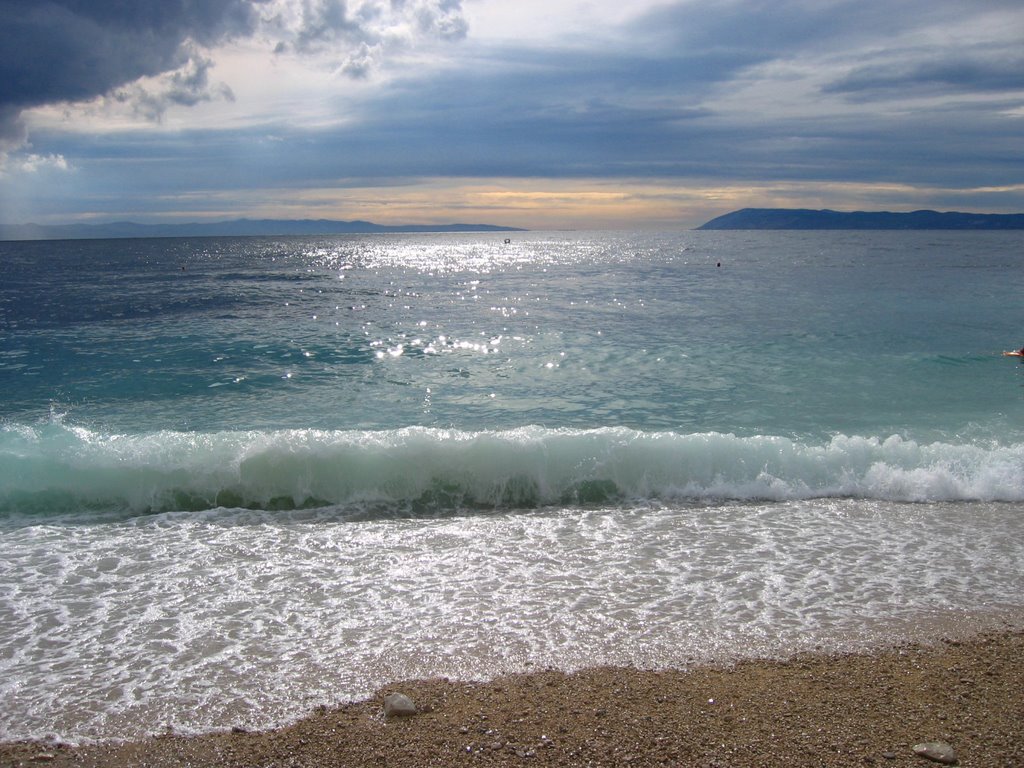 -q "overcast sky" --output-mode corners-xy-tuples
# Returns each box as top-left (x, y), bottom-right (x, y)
(1, 0), (1022, 229)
